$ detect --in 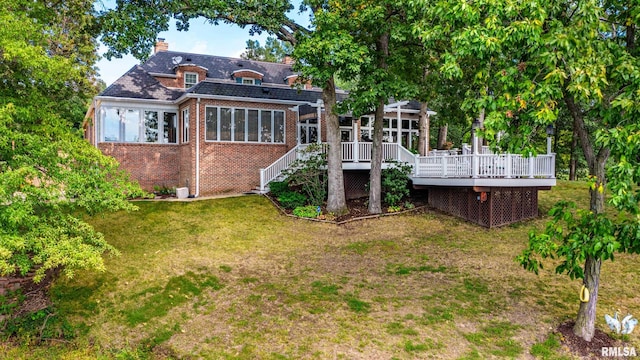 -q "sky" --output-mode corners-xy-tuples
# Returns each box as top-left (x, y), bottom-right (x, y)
(95, 2), (310, 86)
